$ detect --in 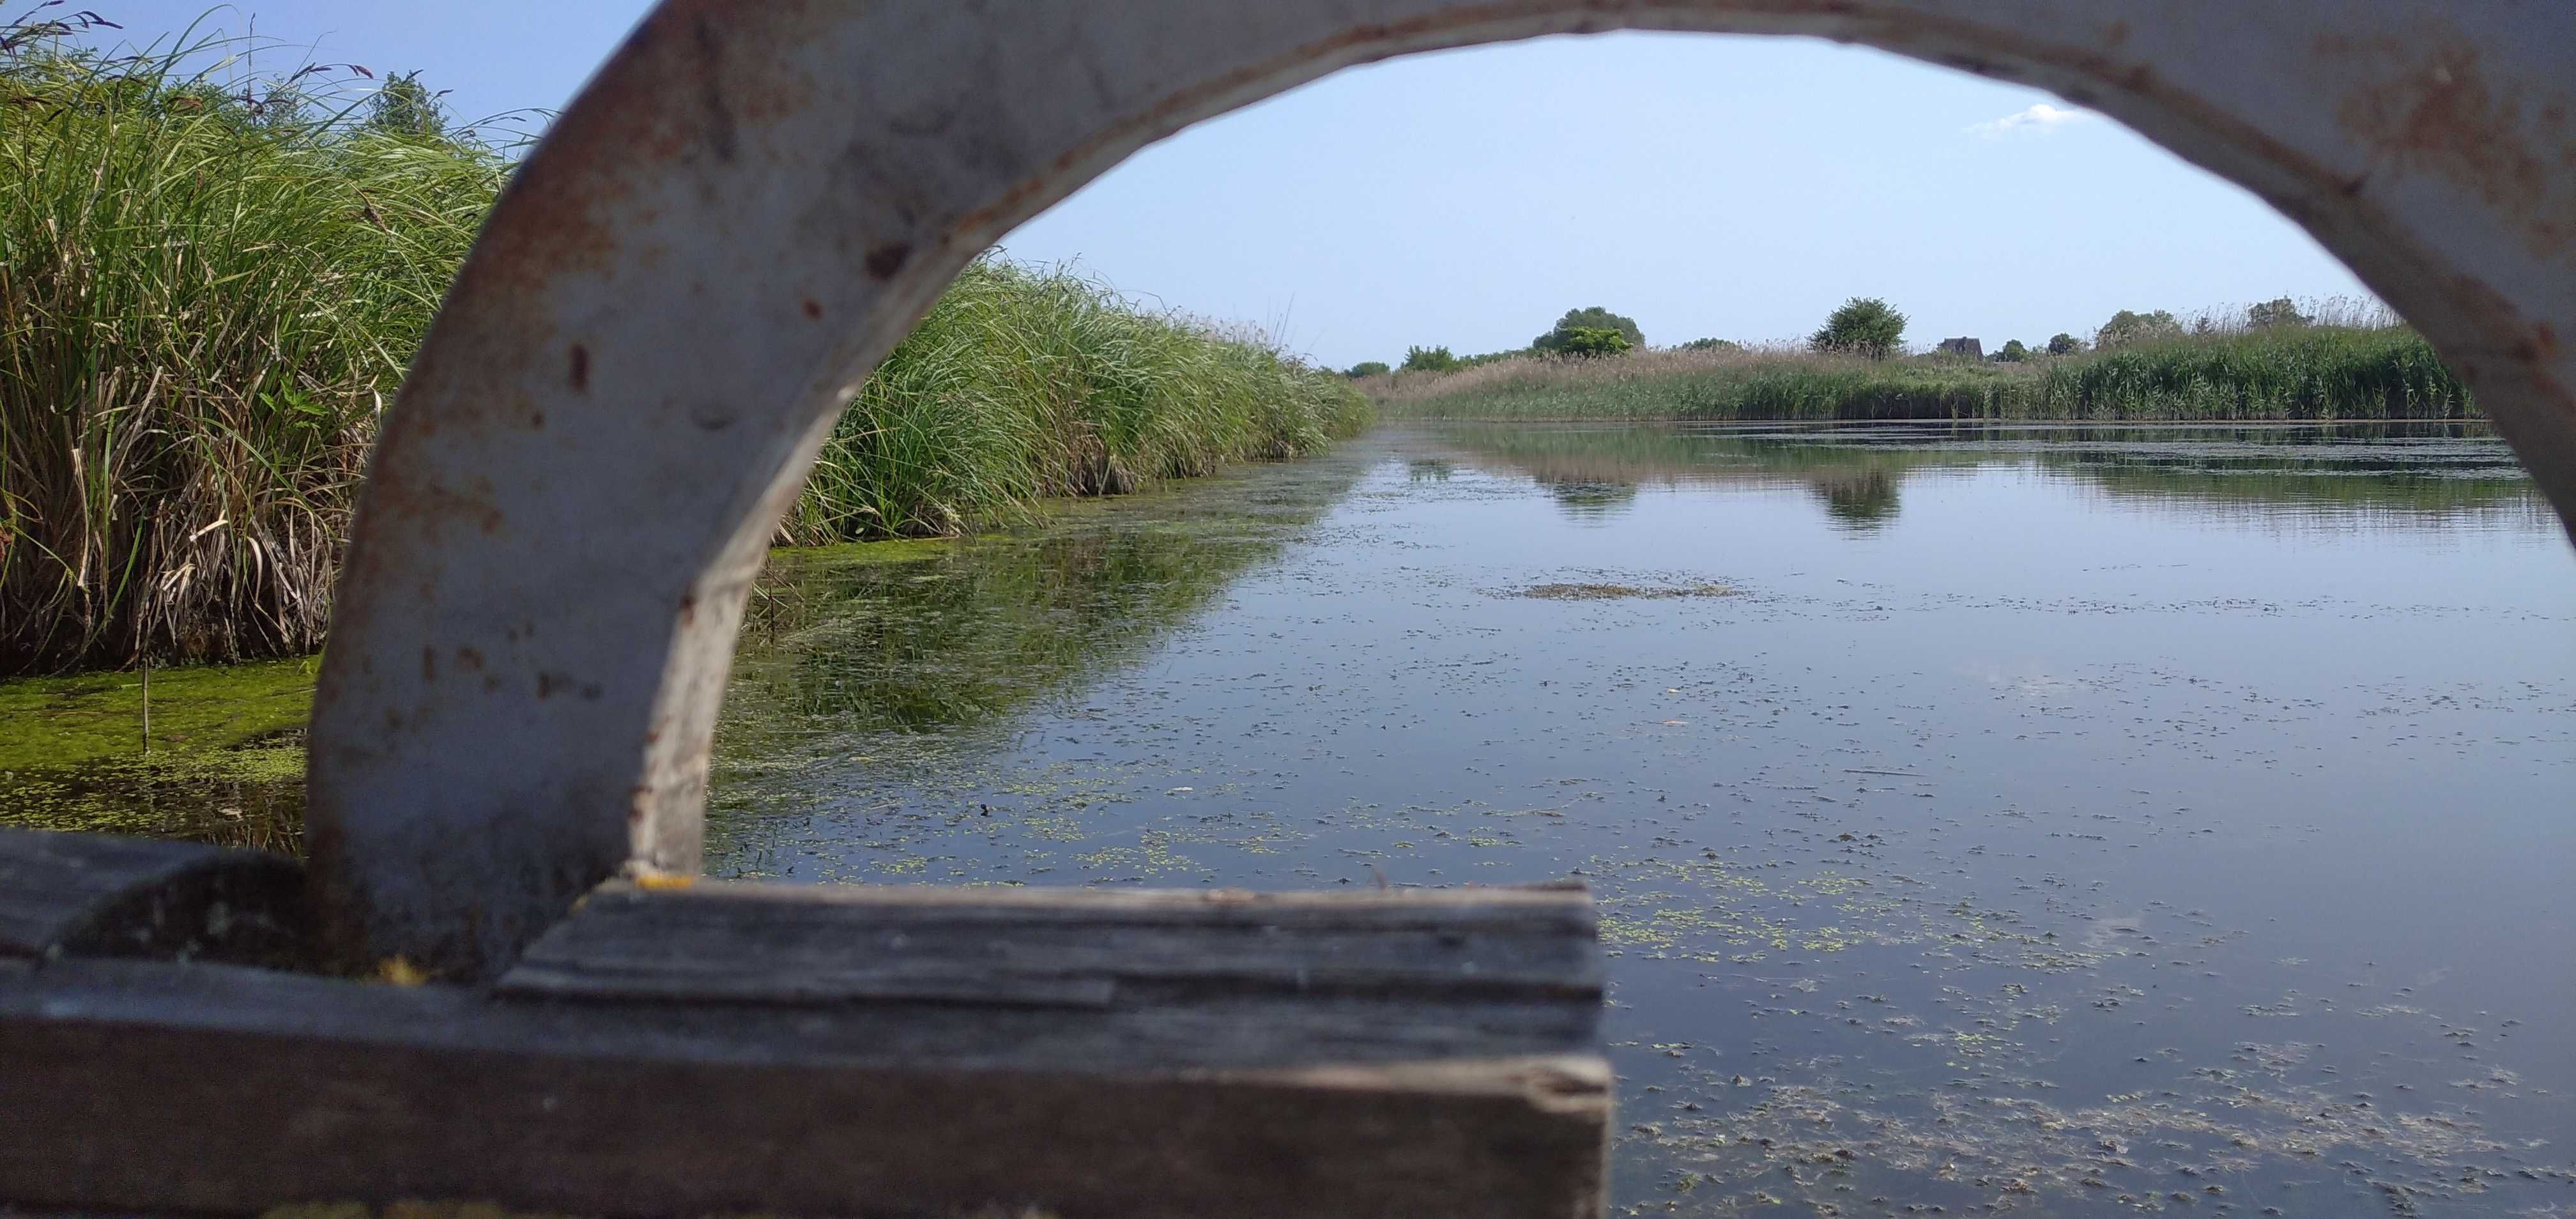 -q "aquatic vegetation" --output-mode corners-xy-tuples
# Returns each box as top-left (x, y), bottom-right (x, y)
(0, 658), (317, 849)
(0, 658), (316, 770)
(0, 747), (305, 850)
(1510, 581), (1736, 601)
(1367, 325), (2474, 424)
(0, 24), (1366, 674)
